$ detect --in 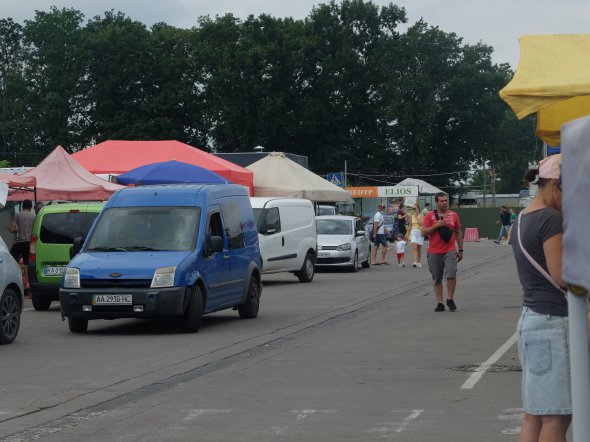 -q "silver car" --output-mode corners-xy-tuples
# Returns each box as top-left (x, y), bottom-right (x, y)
(0, 236), (24, 344)
(316, 216), (371, 272)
